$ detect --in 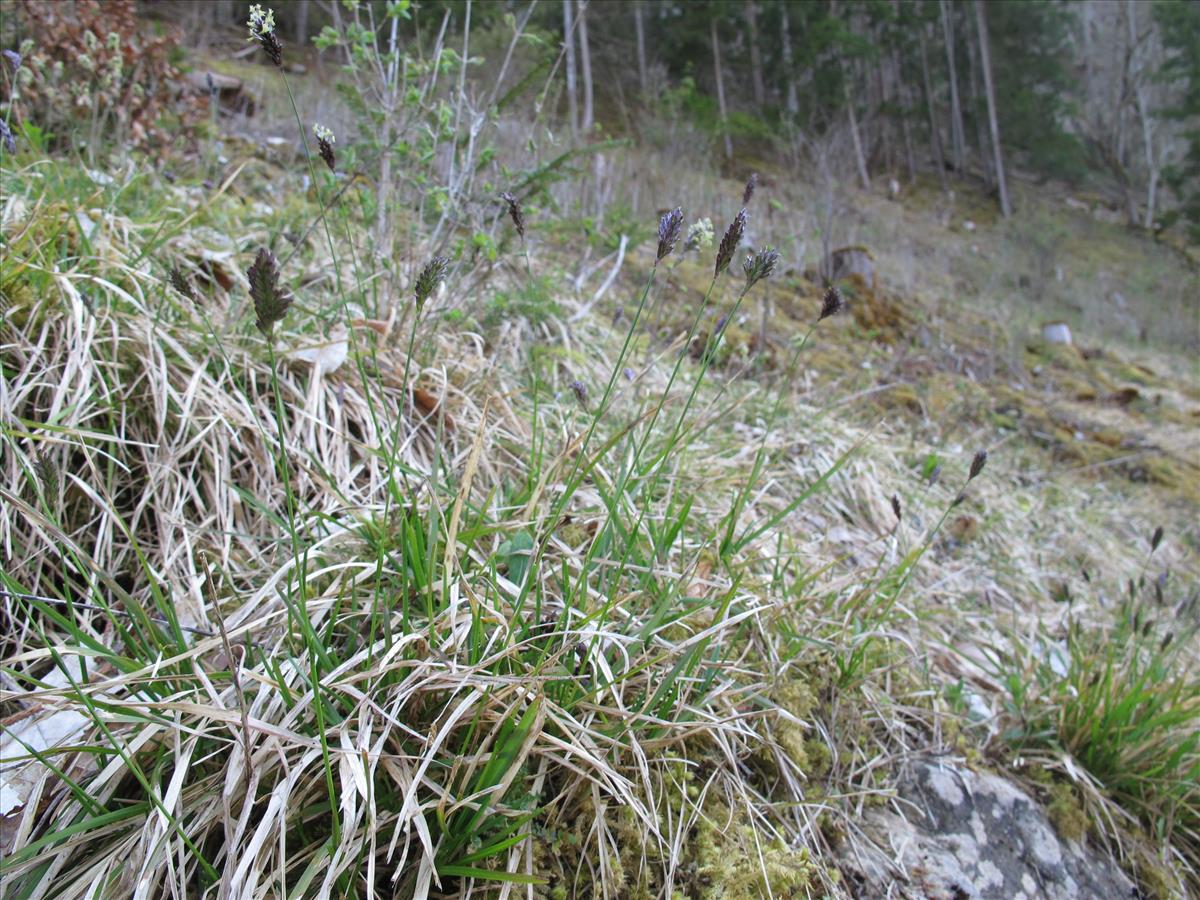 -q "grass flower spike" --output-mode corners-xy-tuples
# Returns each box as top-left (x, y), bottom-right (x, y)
(968, 449), (988, 481)
(501, 191), (525, 239)
(743, 172), (758, 205)
(247, 247), (292, 335)
(313, 124), (336, 171)
(818, 285), (845, 321)
(656, 206), (684, 262)
(715, 208), (747, 277)
(742, 246), (780, 291)
(414, 256), (451, 309)
(247, 4), (283, 67)
(168, 267), (197, 303)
